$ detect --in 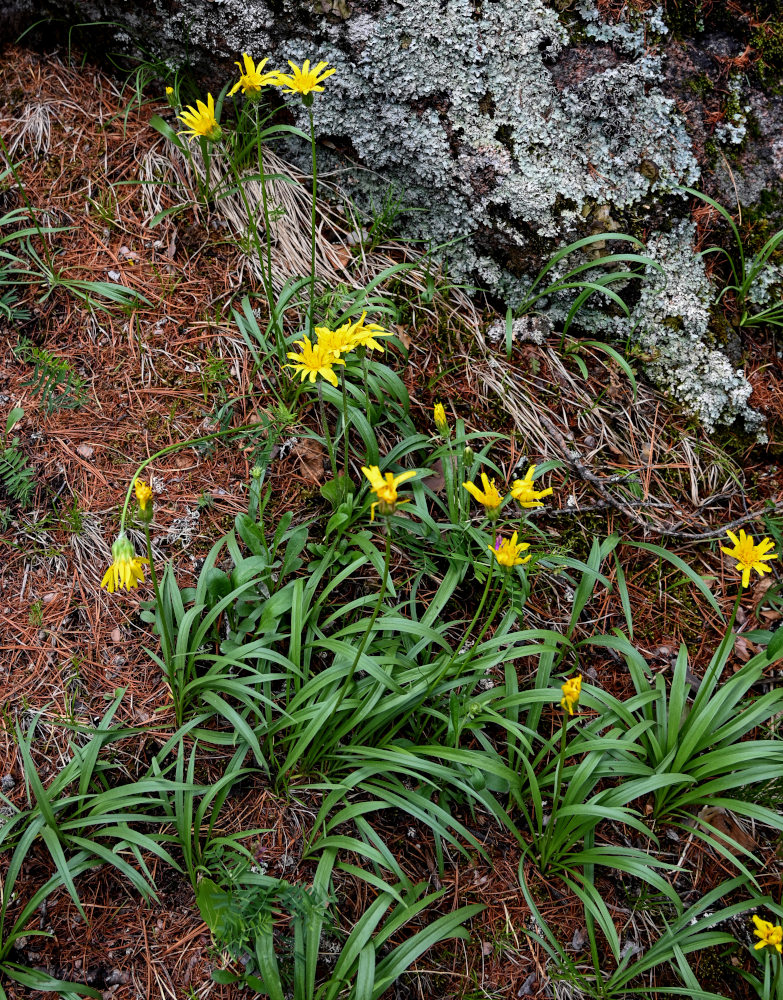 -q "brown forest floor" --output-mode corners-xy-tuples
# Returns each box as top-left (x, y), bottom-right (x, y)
(1, 45), (783, 999)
